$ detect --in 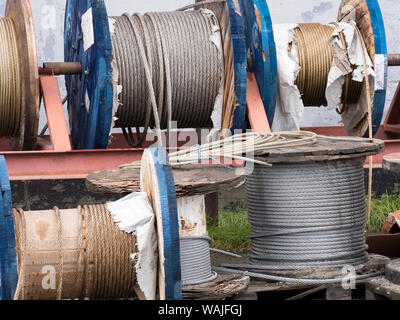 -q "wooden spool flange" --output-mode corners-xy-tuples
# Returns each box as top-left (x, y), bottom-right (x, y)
(240, 0), (387, 136)
(338, 0), (388, 137)
(385, 259), (400, 285)
(86, 164), (244, 196)
(4, 0), (40, 150)
(382, 153), (400, 173)
(64, 0), (247, 149)
(255, 136), (384, 164)
(141, 147), (182, 300)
